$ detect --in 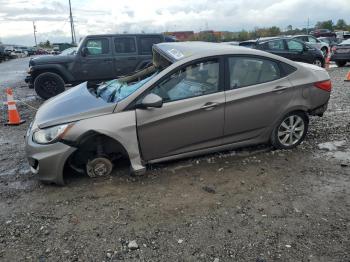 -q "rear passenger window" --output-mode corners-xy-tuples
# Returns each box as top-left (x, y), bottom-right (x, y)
(85, 38), (109, 55)
(140, 37), (162, 54)
(114, 37), (136, 53)
(228, 57), (281, 89)
(280, 62), (297, 76)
